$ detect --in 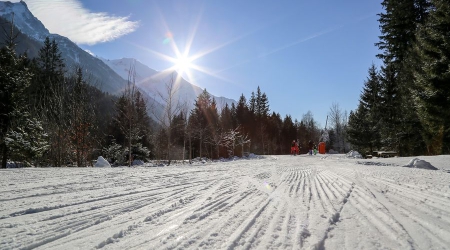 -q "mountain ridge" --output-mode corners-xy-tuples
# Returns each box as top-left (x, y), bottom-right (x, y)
(0, 0), (236, 117)
(101, 58), (237, 112)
